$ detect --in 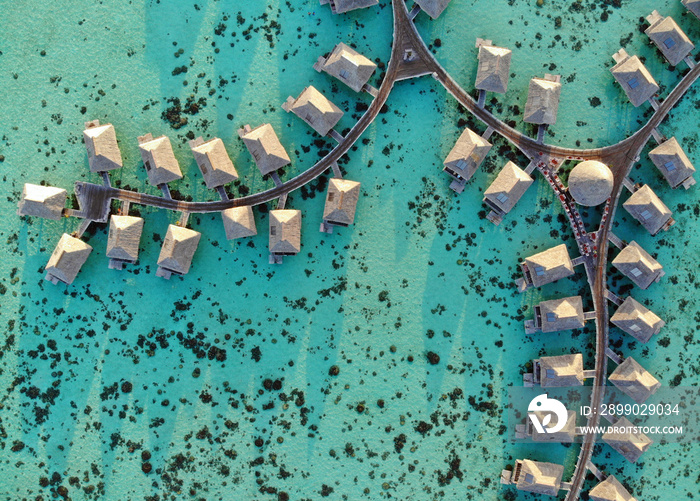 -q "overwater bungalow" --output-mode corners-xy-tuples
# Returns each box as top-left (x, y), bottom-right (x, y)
(516, 410), (577, 443)
(623, 185), (674, 236)
(610, 49), (659, 107)
(611, 241), (664, 290)
(475, 39), (512, 94)
(314, 43), (376, 93)
(525, 296), (586, 334)
(610, 357), (661, 404)
(648, 137), (697, 189)
(156, 225), (201, 279)
(500, 459), (564, 497)
(645, 11), (694, 66)
(106, 215), (144, 270)
(483, 161), (533, 224)
(269, 209), (302, 264)
(415, 0), (452, 19)
(529, 354), (585, 387)
(517, 244), (575, 292)
(523, 74), (561, 125)
(238, 124), (291, 176)
(319, 0), (378, 15)
(568, 160), (614, 207)
(45, 234), (92, 285)
(282, 86), (343, 137)
(17, 184), (67, 220)
(222, 206), (257, 240)
(189, 137), (238, 189)
(443, 127), (492, 193)
(683, 0), (700, 19)
(589, 475), (637, 501)
(137, 134), (183, 186)
(611, 296), (665, 343)
(321, 178), (361, 233)
(602, 416), (653, 463)
(83, 120), (122, 172)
